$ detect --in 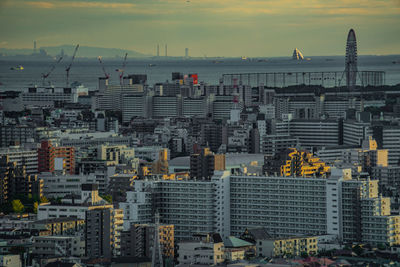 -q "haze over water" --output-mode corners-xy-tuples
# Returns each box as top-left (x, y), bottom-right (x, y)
(0, 55), (399, 91)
